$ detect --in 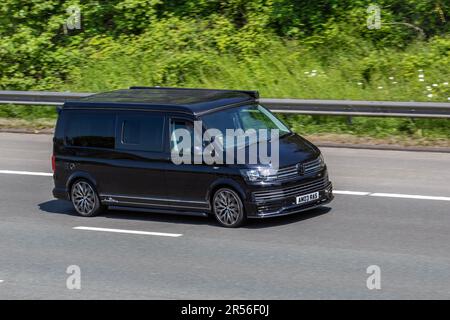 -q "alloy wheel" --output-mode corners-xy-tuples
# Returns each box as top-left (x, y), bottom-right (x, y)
(213, 189), (244, 227)
(71, 181), (97, 216)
